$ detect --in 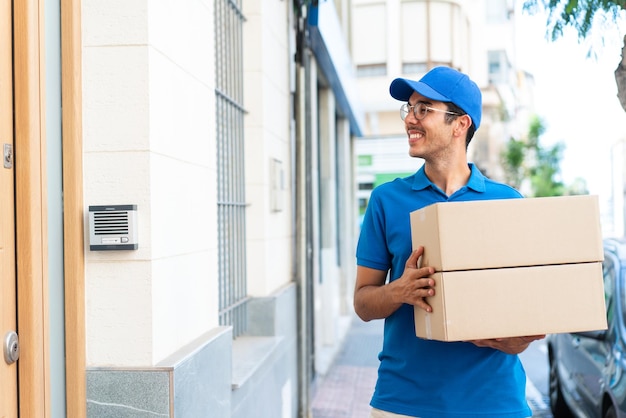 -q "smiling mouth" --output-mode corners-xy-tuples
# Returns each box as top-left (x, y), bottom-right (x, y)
(409, 131), (424, 142)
